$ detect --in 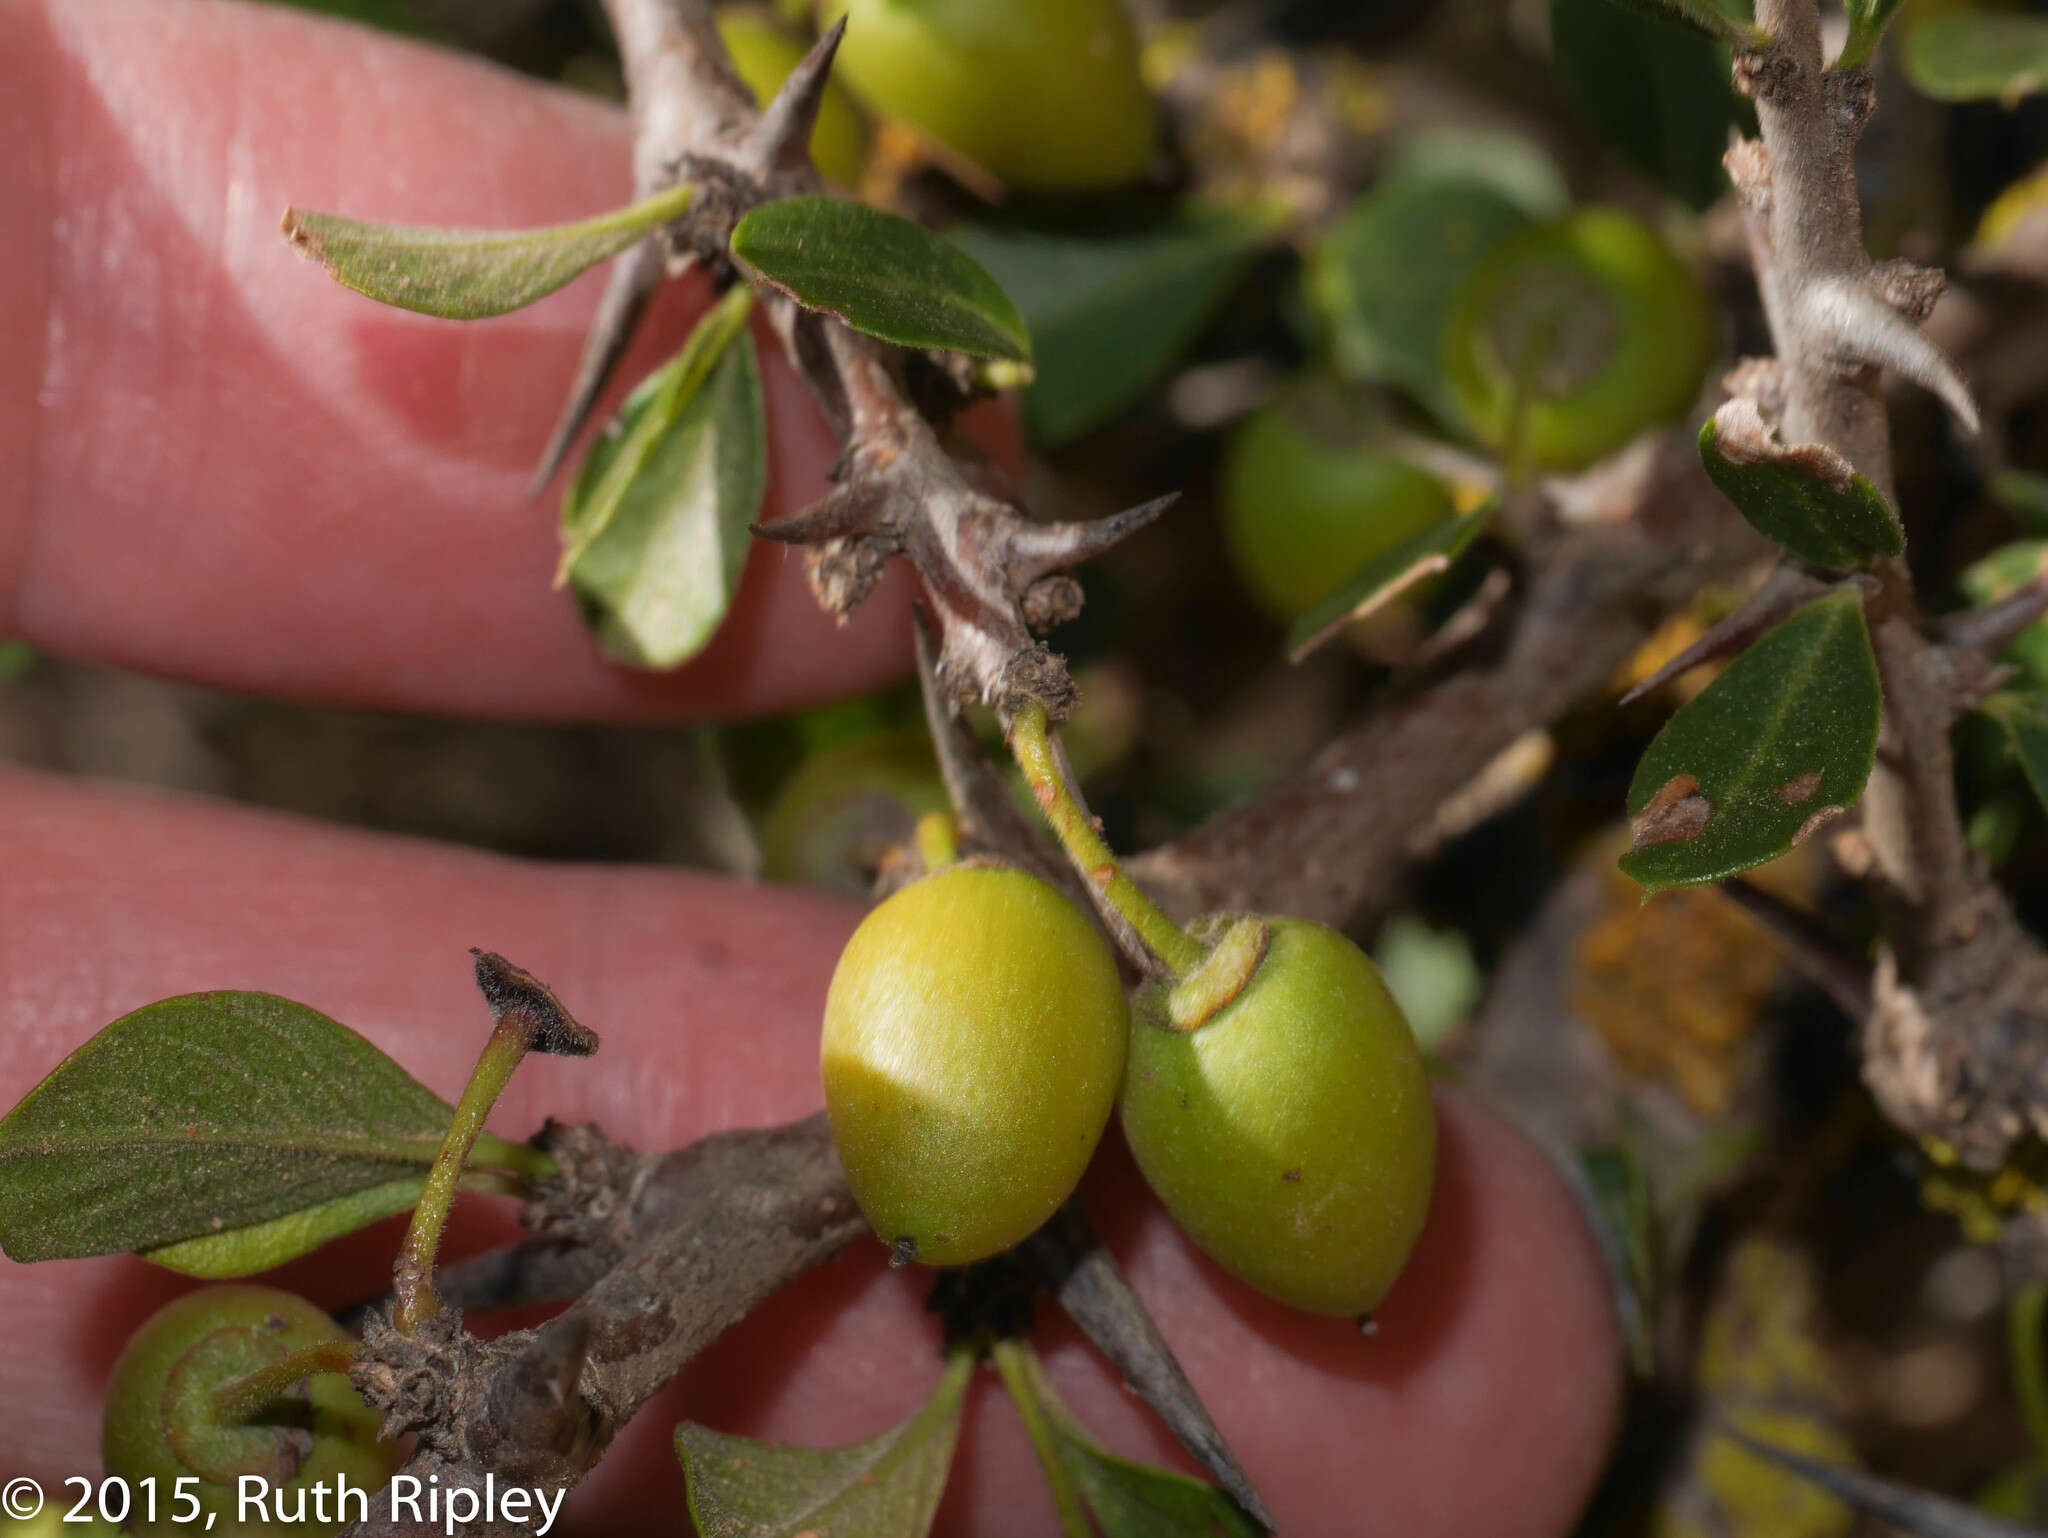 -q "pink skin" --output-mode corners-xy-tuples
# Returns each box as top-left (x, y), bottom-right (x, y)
(0, 2), (1622, 1534)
